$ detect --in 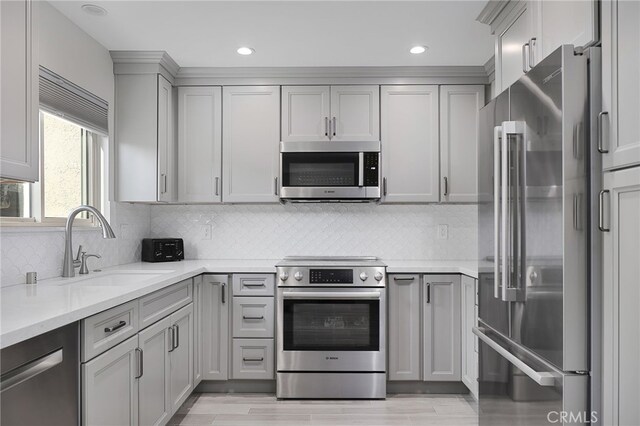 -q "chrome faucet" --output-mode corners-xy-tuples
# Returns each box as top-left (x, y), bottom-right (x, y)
(62, 205), (116, 278)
